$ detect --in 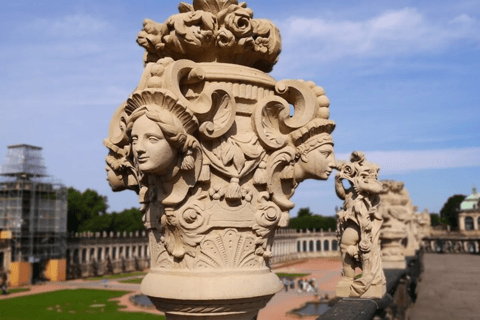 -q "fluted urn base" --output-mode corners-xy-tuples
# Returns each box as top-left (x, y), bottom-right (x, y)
(141, 268), (282, 319)
(381, 230), (406, 269)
